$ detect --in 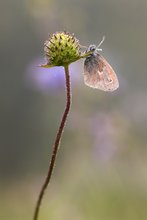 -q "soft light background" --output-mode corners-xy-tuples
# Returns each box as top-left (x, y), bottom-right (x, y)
(0, 0), (147, 219)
